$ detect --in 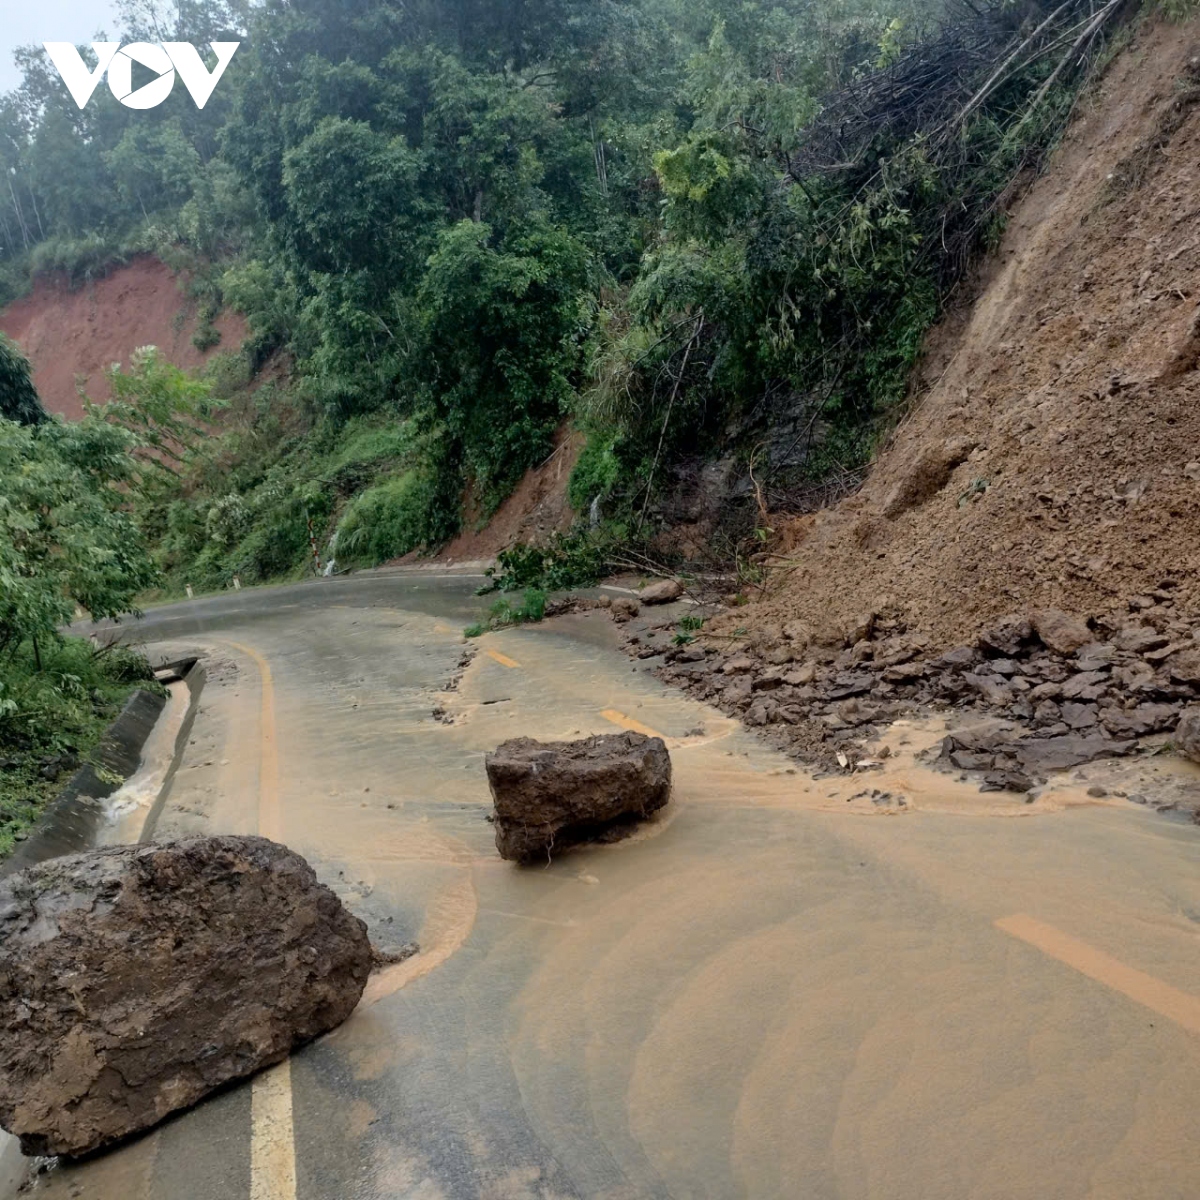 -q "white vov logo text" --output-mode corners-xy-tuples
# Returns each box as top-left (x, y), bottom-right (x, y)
(43, 42), (241, 110)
